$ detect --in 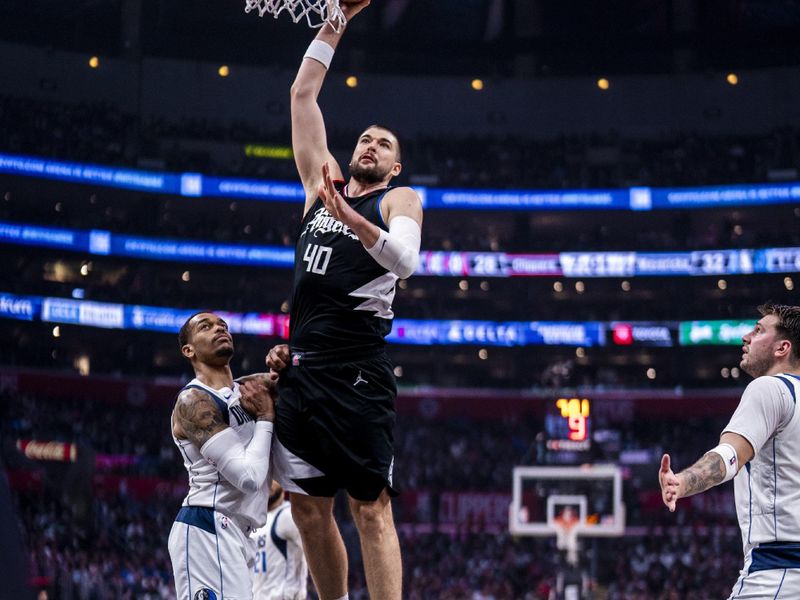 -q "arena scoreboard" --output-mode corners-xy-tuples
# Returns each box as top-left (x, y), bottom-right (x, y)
(545, 397), (591, 452)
